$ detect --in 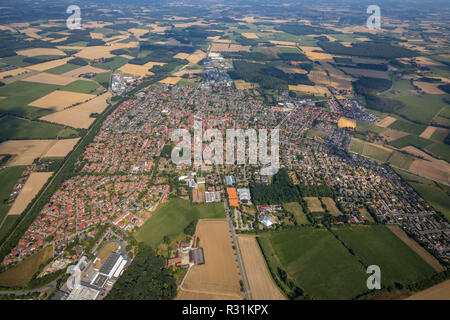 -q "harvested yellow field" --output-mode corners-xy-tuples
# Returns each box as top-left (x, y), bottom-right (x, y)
(408, 158), (449, 185)
(304, 197), (324, 212)
(212, 39), (231, 44)
(39, 92), (111, 129)
(241, 32), (259, 39)
(61, 65), (109, 78)
(237, 235), (285, 300)
(148, 23), (170, 33)
(338, 117), (356, 129)
(160, 77), (182, 85)
(173, 21), (209, 28)
(42, 138), (80, 158)
(18, 27), (41, 39)
(269, 40), (296, 46)
(211, 43), (251, 52)
(288, 84), (331, 96)
(176, 220), (243, 300)
(387, 225), (445, 273)
(22, 72), (76, 85)
(128, 28), (149, 39)
(414, 81), (446, 94)
(29, 91), (95, 111)
(321, 197), (342, 216)
(0, 25), (17, 33)
(300, 46), (333, 60)
(0, 140), (56, 166)
(173, 52), (190, 60)
(90, 32), (105, 40)
(0, 67), (31, 79)
(419, 126), (439, 139)
(119, 64), (153, 76)
(234, 80), (259, 90)
(173, 68), (203, 77)
(186, 50), (206, 64)
(74, 42), (139, 60)
(16, 48), (66, 57)
(83, 21), (113, 28)
(405, 280), (450, 300)
(377, 116), (397, 128)
(27, 57), (72, 72)
(8, 172), (53, 216)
